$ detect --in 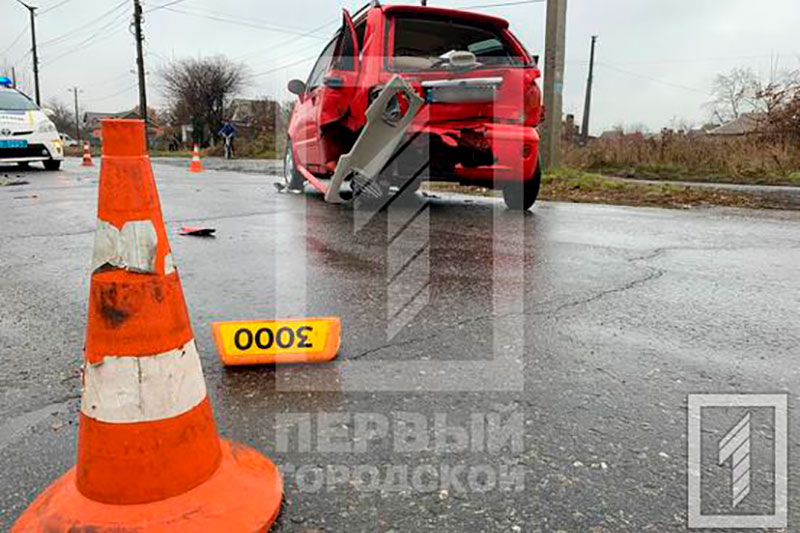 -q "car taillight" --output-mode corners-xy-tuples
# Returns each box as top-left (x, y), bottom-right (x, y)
(524, 82), (542, 127)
